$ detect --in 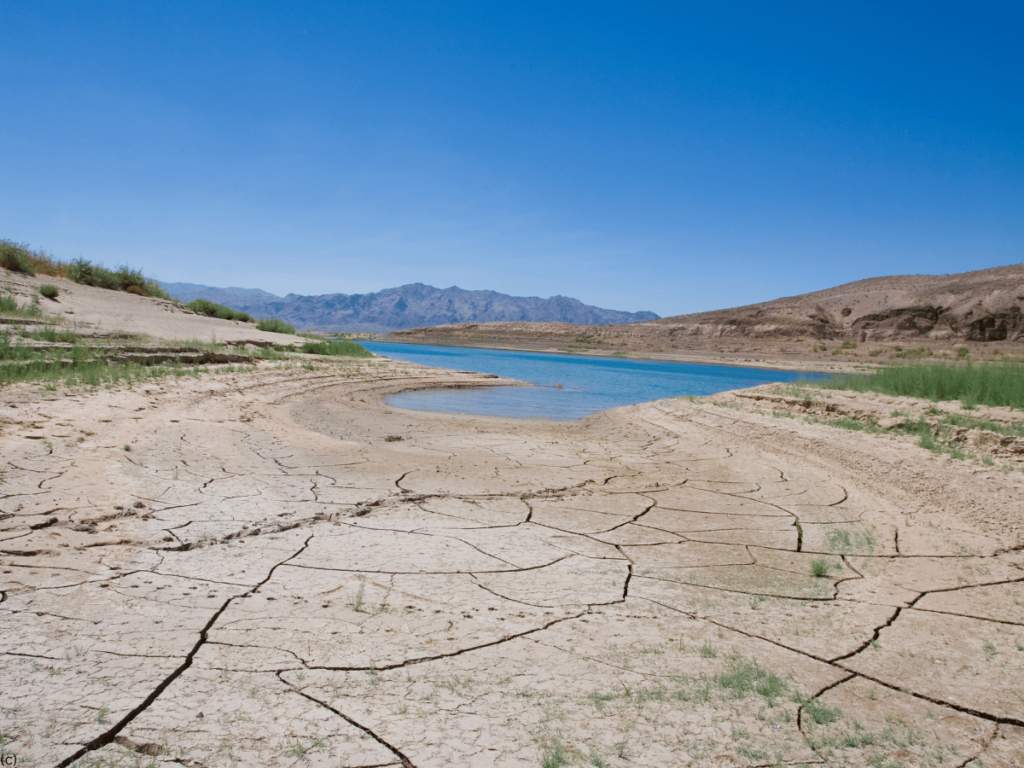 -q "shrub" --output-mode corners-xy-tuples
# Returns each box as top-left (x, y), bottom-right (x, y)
(257, 318), (296, 335)
(186, 299), (253, 323)
(891, 346), (933, 360)
(143, 280), (175, 301)
(39, 284), (59, 299)
(65, 259), (158, 294)
(0, 240), (36, 275)
(810, 558), (831, 577)
(0, 292), (44, 319)
(300, 340), (373, 358)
